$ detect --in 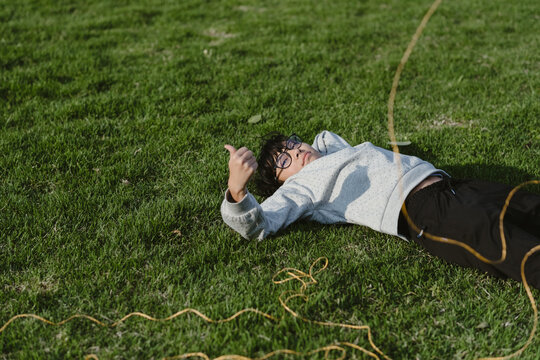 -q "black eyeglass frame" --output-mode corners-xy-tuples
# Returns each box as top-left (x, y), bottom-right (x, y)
(274, 134), (302, 182)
